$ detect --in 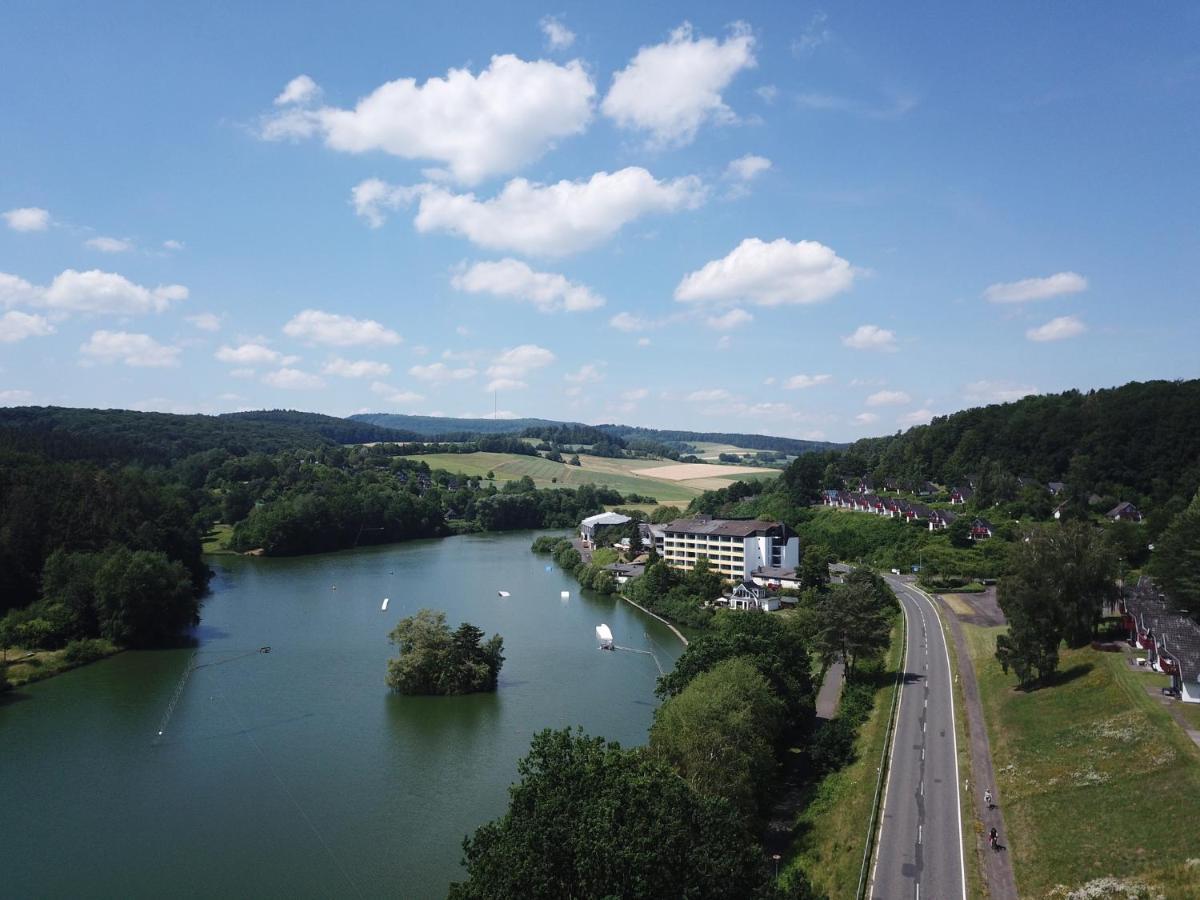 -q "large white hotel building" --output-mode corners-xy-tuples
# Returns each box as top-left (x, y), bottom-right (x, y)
(654, 516), (800, 581)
